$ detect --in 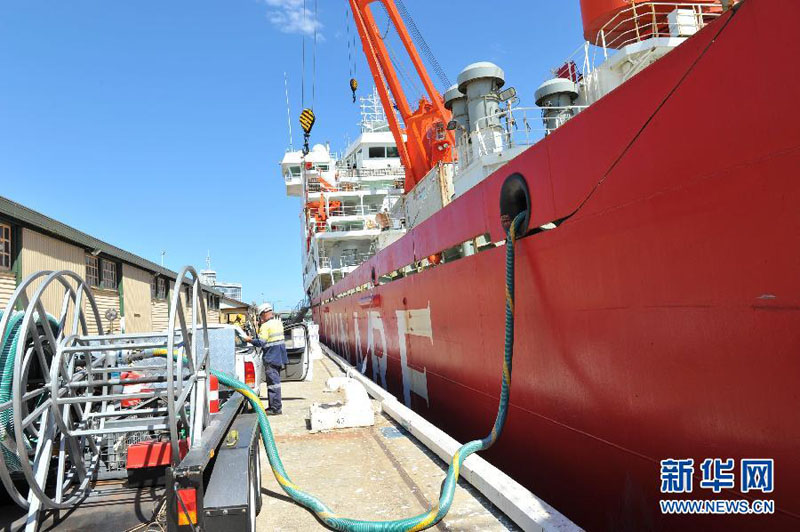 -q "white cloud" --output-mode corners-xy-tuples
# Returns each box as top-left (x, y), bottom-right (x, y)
(263, 0), (323, 37)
